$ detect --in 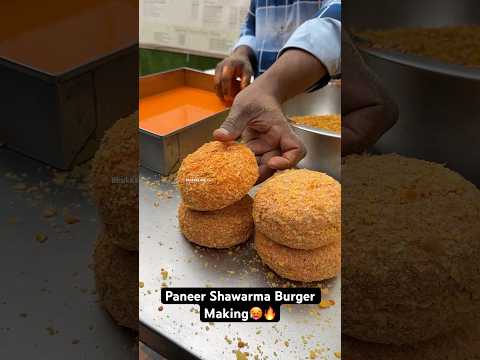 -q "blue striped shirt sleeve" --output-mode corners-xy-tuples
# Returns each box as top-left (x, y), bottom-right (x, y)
(278, 1), (341, 76)
(232, 1), (257, 58)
